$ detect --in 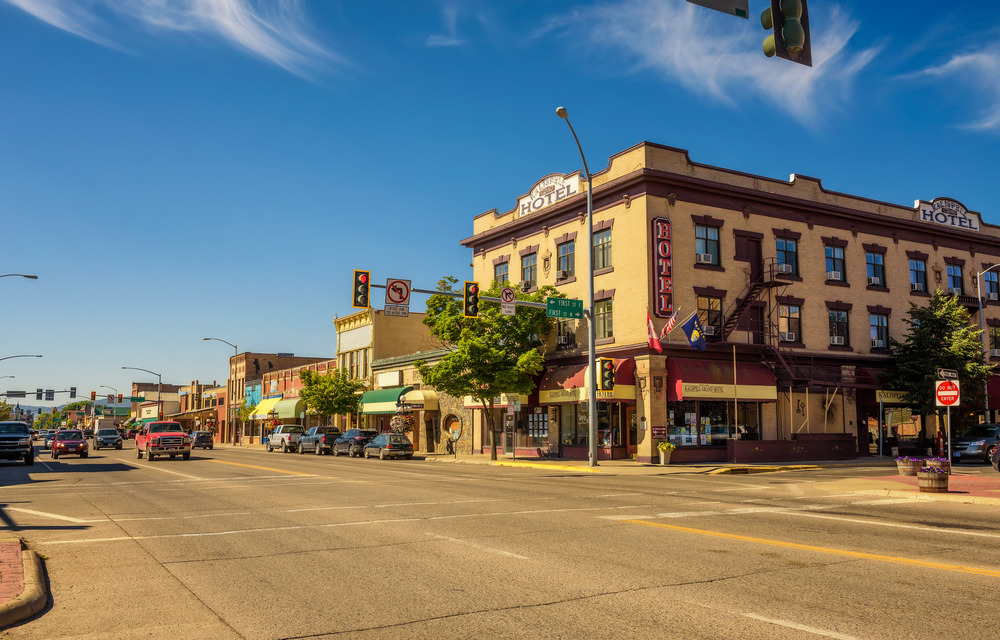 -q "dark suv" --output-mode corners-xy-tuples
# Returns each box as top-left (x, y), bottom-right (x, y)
(190, 431), (214, 450)
(0, 421), (34, 465)
(332, 429), (378, 458)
